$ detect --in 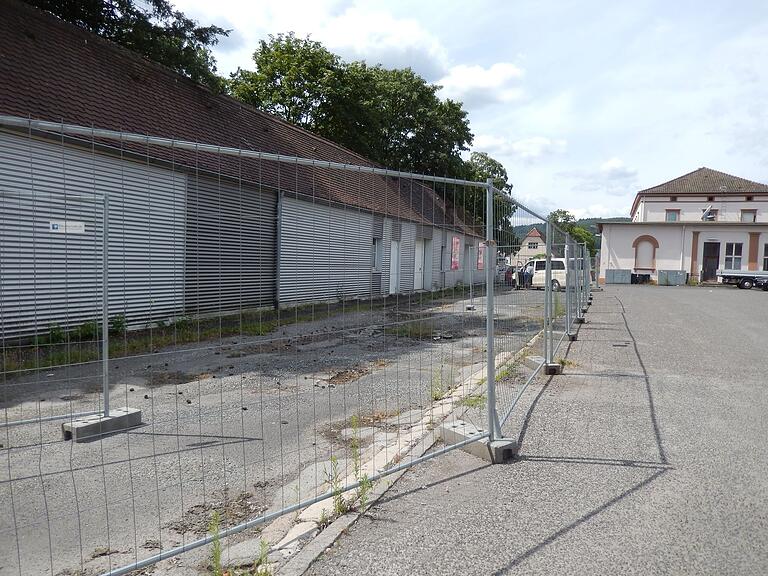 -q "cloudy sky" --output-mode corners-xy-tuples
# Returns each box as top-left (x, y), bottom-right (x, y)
(175, 0), (768, 218)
